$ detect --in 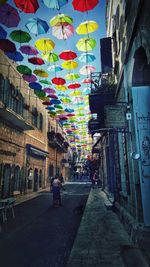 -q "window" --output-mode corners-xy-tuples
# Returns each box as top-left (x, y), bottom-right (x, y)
(32, 107), (38, 127)
(39, 113), (43, 131)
